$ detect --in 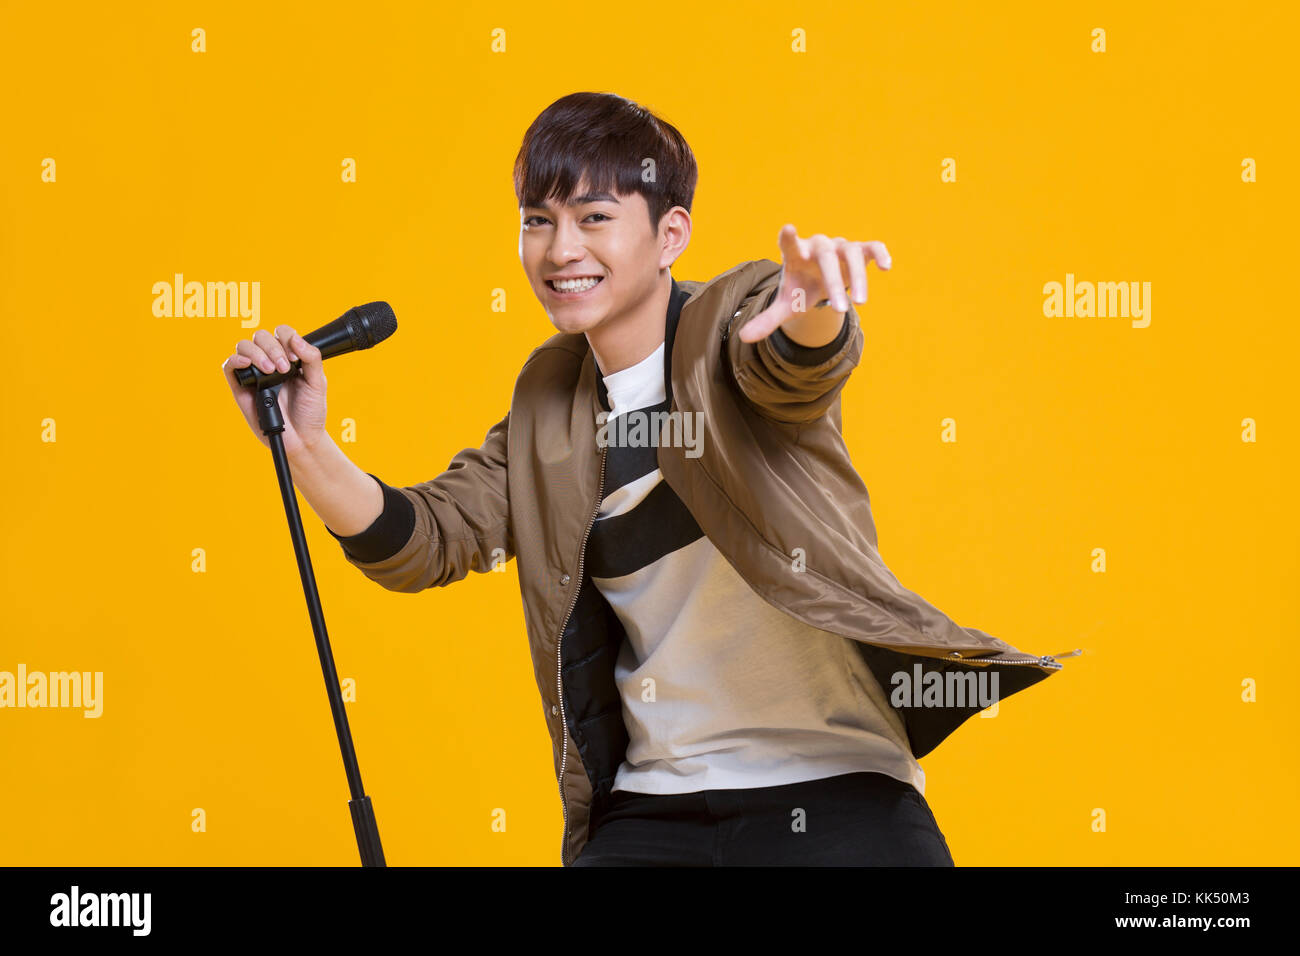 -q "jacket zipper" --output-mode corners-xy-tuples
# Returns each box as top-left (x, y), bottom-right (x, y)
(947, 648), (1081, 668)
(556, 444), (608, 865)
